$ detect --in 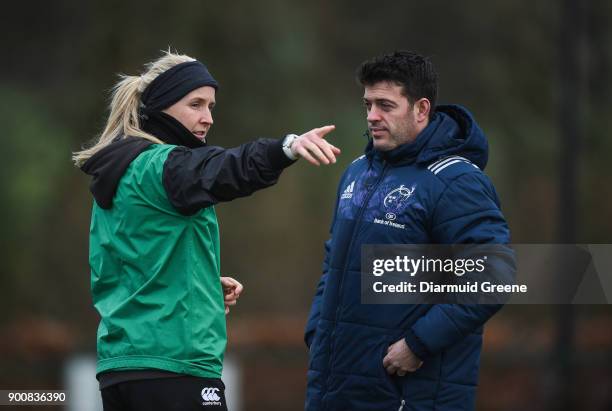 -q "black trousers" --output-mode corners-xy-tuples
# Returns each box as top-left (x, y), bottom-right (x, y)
(101, 376), (228, 411)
